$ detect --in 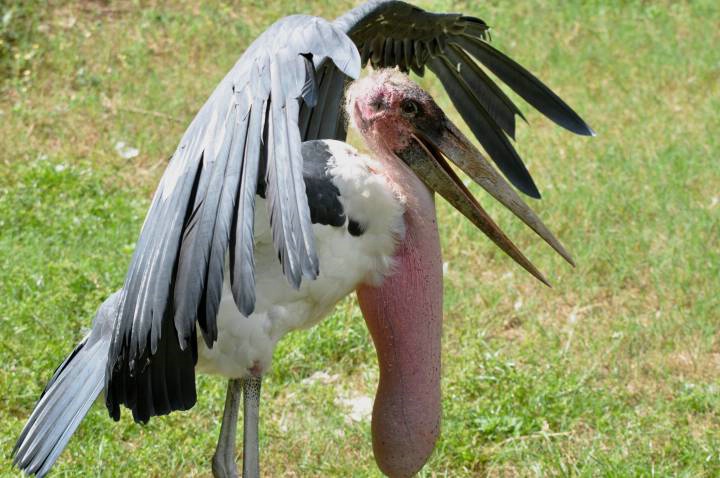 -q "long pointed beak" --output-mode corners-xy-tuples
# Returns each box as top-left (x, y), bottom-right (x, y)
(395, 117), (574, 286)
(434, 121), (575, 266)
